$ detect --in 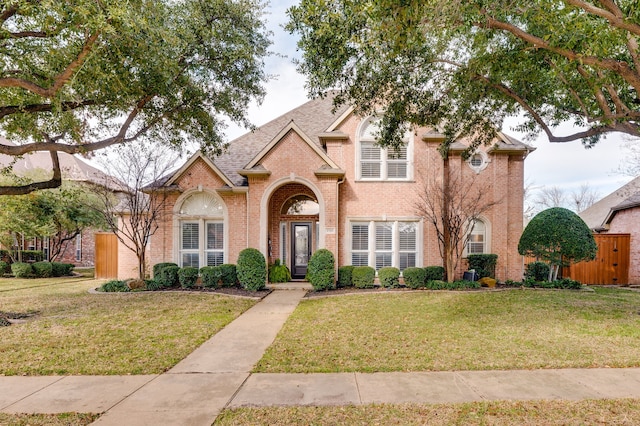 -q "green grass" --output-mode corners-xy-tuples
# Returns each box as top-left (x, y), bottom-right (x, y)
(0, 277), (256, 375)
(256, 287), (640, 372)
(215, 399), (640, 425)
(0, 413), (99, 426)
